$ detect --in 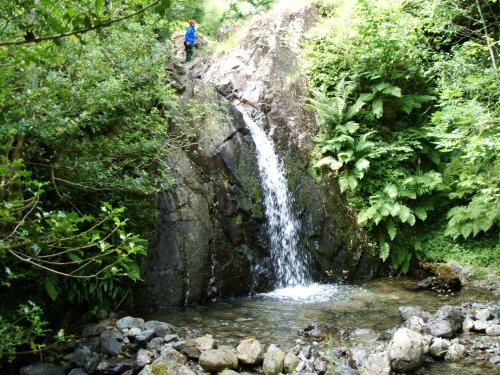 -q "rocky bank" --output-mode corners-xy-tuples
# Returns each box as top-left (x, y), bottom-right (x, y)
(20, 301), (500, 375)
